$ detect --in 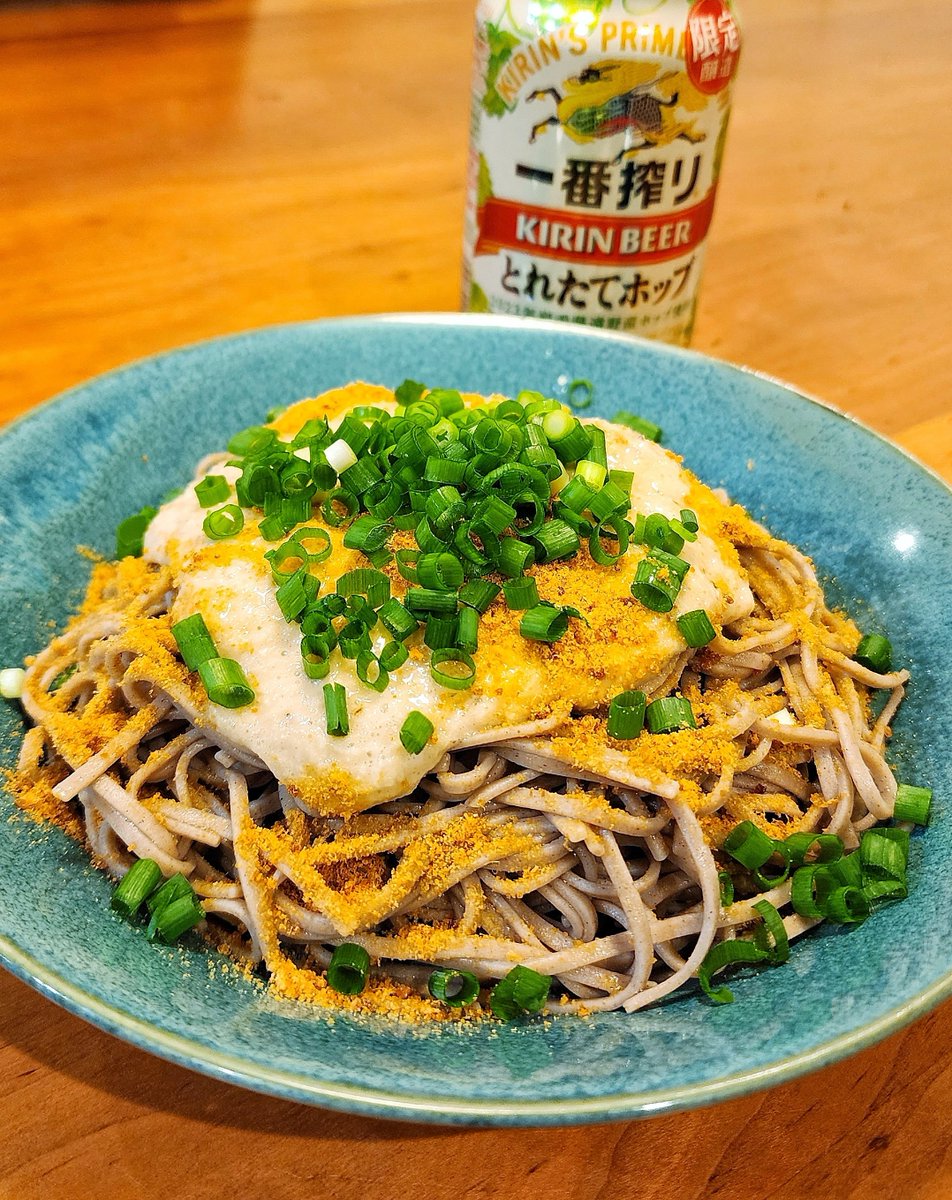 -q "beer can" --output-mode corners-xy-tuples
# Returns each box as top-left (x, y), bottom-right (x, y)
(461, 0), (742, 346)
